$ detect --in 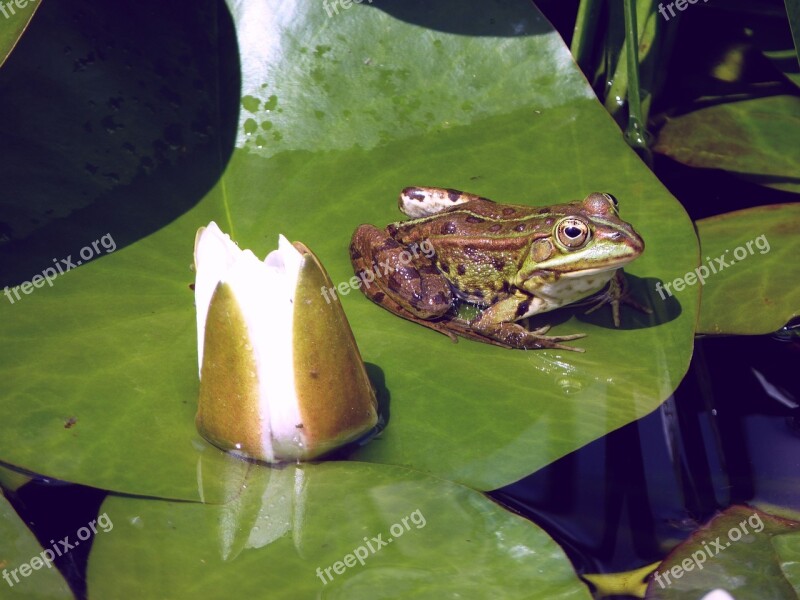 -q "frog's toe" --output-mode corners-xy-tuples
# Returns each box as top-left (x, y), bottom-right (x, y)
(619, 294), (652, 315)
(528, 324), (551, 336)
(519, 332), (586, 352)
(584, 288), (651, 327)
